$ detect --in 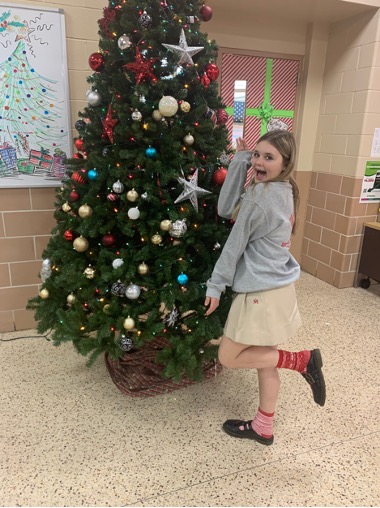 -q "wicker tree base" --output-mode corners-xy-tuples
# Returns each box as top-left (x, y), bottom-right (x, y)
(105, 337), (222, 397)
